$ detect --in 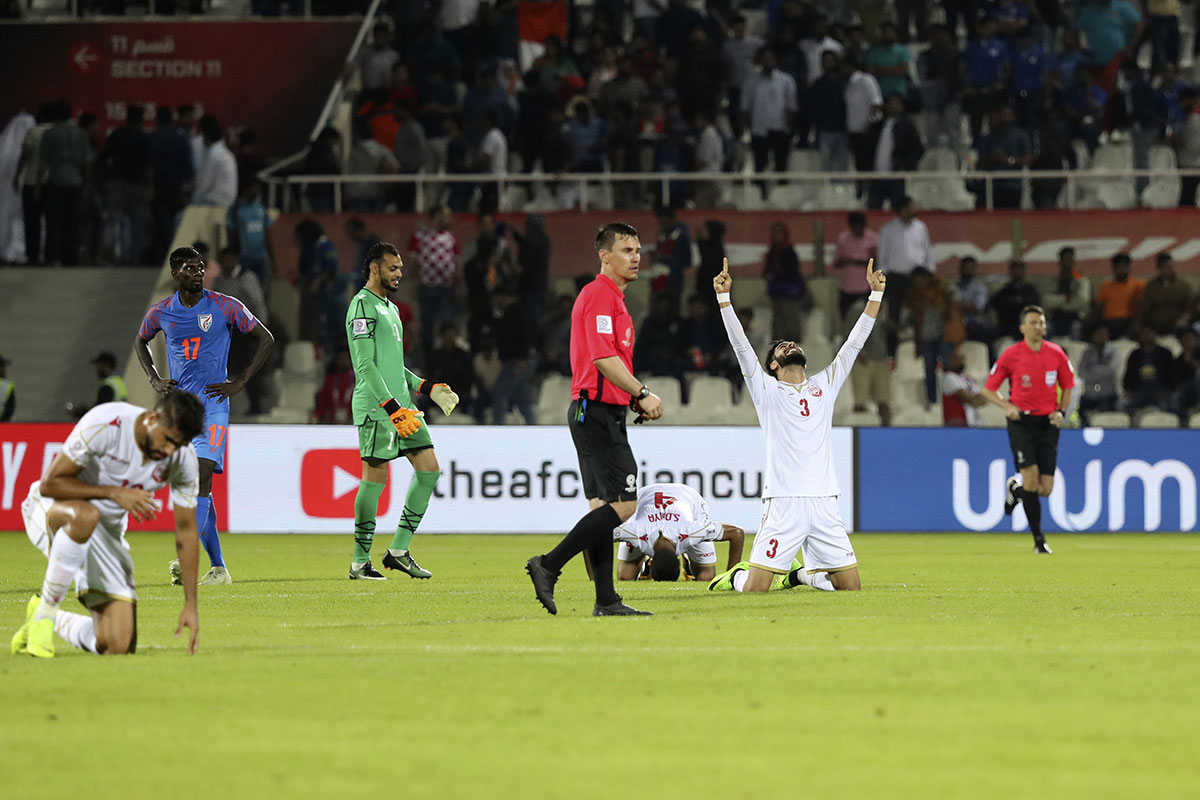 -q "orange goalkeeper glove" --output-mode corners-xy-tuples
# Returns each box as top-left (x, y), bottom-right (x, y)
(381, 398), (424, 437)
